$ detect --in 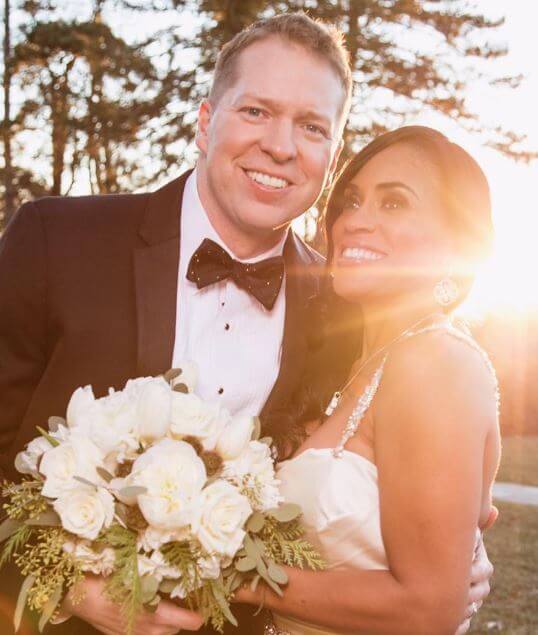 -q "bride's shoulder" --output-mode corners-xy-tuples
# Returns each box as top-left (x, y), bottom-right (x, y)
(378, 323), (499, 422)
